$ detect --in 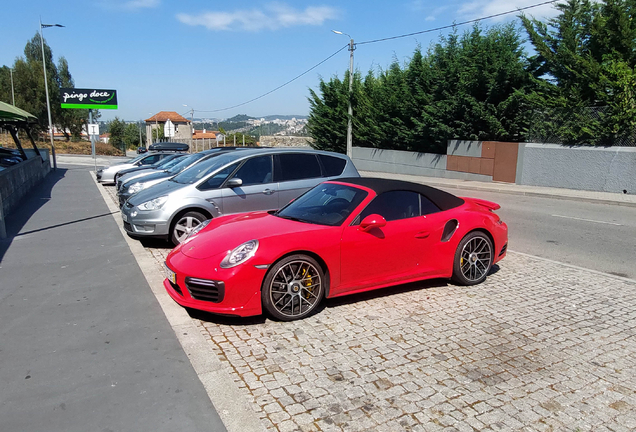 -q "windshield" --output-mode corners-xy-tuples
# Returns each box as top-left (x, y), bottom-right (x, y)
(170, 152), (242, 185)
(276, 183), (368, 226)
(166, 153), (204, 174)
(158, 155), (186, 170)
